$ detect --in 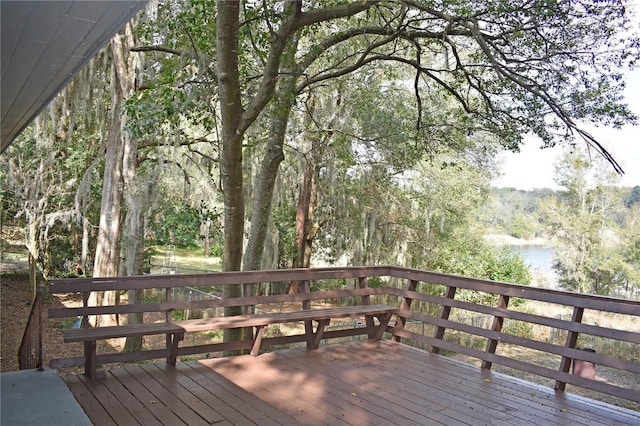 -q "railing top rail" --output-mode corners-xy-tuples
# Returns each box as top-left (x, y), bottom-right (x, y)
(48, 265), (638, 313)
(48, 266), (392, 293)
(388, 266), (640, 314)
